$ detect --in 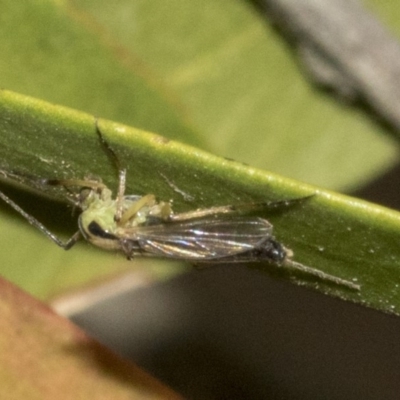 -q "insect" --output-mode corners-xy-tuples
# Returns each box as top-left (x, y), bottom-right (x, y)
(0, 120), (360, 291)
